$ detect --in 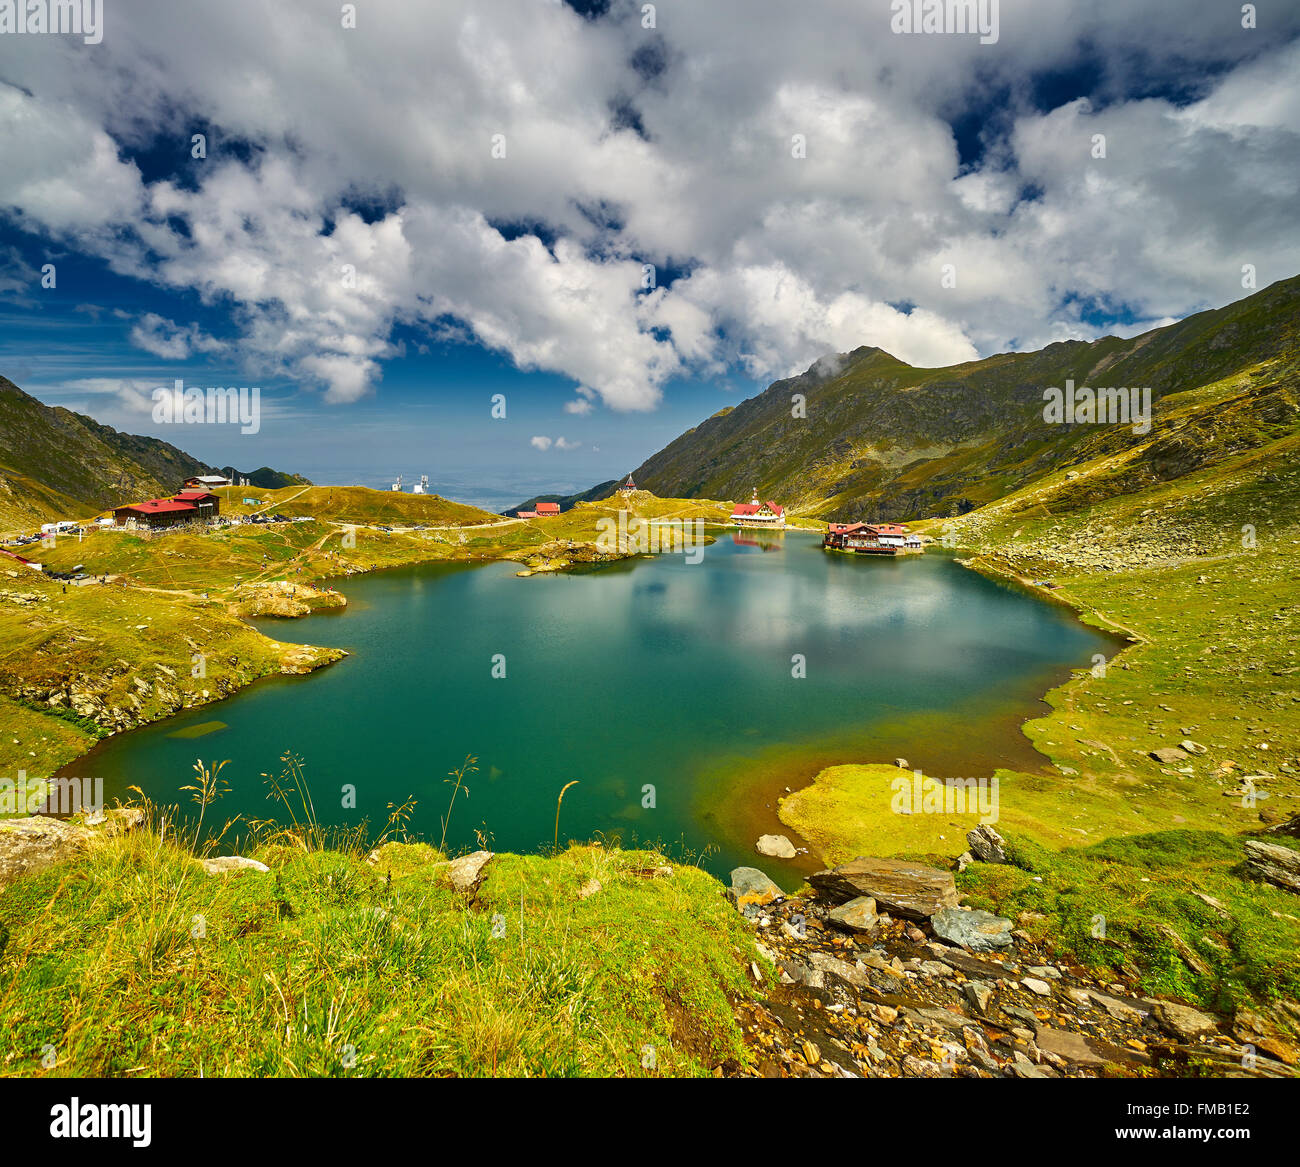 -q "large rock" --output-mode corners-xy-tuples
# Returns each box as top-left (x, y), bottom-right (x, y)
(827, 896), (878, 933)
(932, 907), (1014, 951)
(1243, 839), (1300, 893)
(755, 834), (797, 859)
(1150, 746), (1191, 764)
(0, 816), (93, 884)
(435, 849), (494, 893)
(809, 857), (958, 920)
(1153, 1001), (1219, 1042)
(727, 866), (784, 910)
(0, 809), (146, 885)
(966, 824), (1008, 864)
